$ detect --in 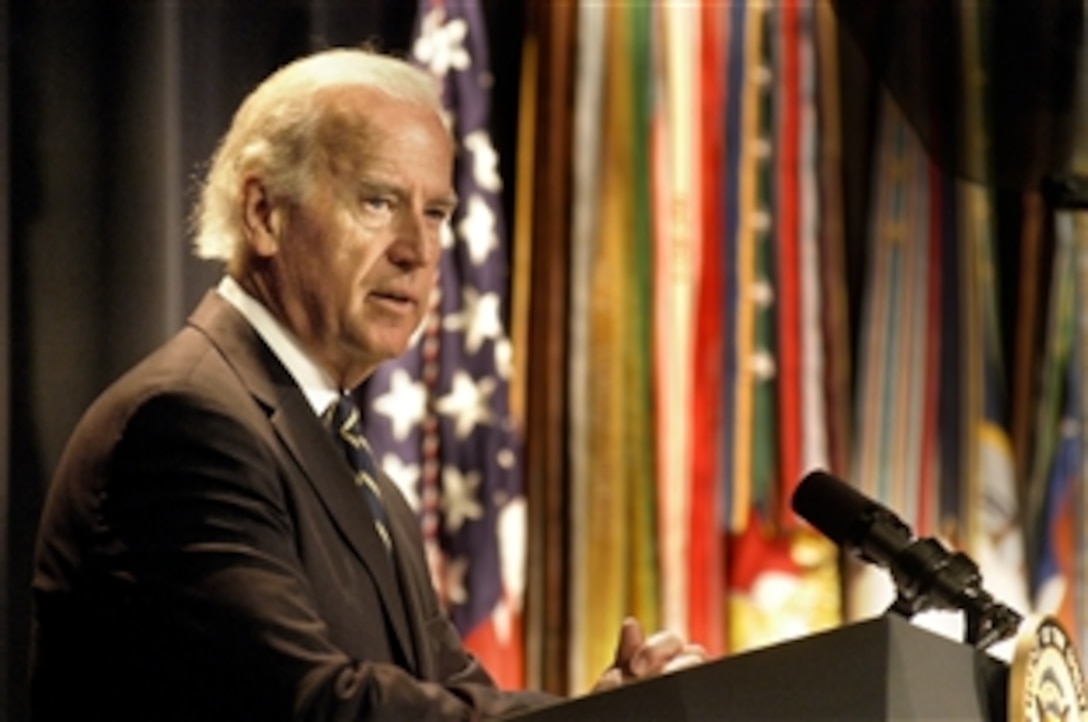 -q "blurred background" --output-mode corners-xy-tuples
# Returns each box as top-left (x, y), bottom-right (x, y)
(4, 1), (1088, 719)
